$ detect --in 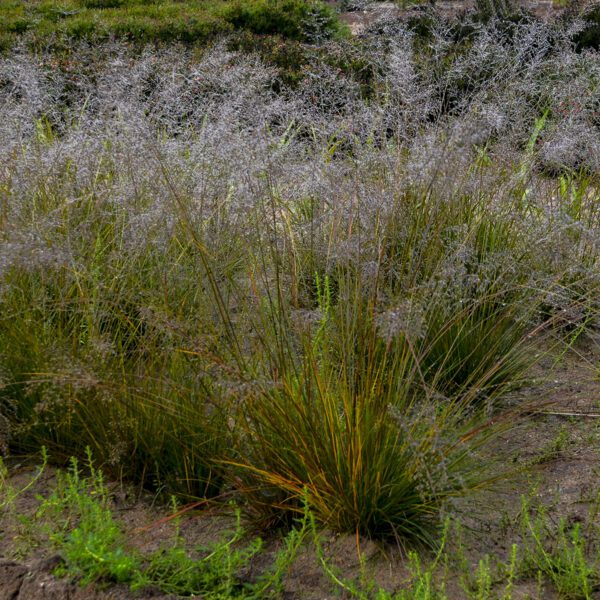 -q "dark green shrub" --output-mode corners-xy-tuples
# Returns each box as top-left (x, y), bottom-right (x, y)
(229, 33), (311, 87)
(222, 0), (343, 42)
(574, 4), (600, 50)
(0, 0), (343, 49)
(80, 0), (126, 8)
